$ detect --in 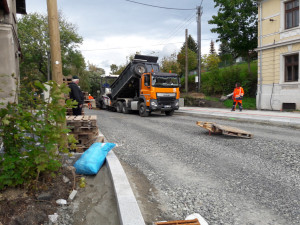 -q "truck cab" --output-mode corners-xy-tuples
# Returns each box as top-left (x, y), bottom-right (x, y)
(139, 72), (180, 116)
